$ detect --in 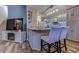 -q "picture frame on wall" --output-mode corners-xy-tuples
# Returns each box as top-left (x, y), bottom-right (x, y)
(28, 10), (32, 23)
